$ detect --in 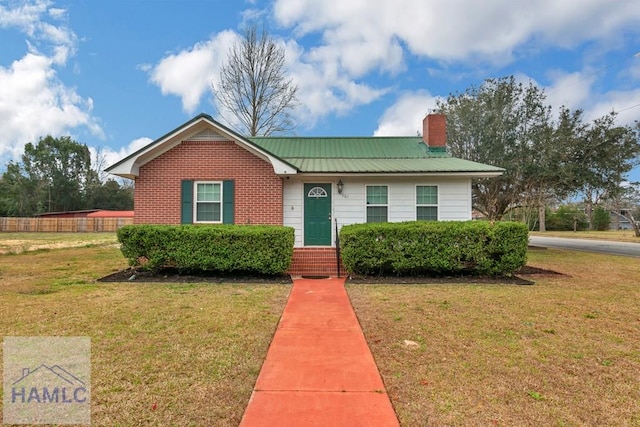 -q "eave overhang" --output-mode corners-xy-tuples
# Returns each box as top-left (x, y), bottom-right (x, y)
(105, 114), (298, 179)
